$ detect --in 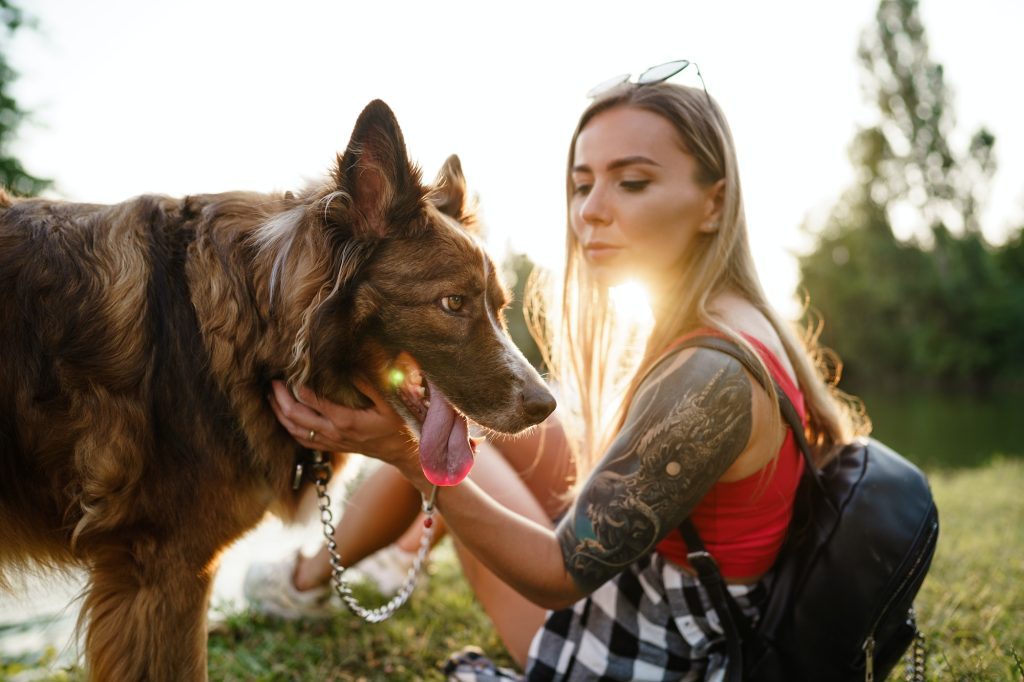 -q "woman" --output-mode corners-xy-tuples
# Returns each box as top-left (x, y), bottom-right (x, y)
(260, 68), (865, 679)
